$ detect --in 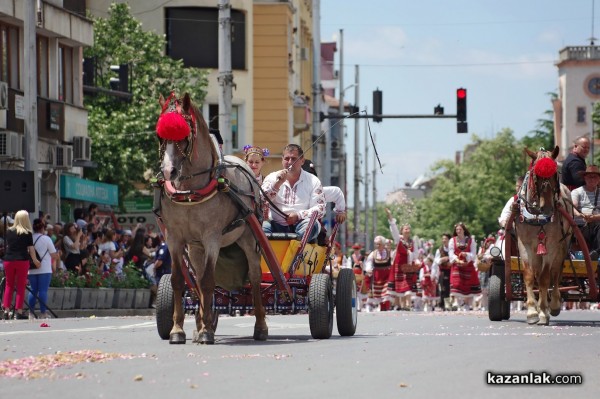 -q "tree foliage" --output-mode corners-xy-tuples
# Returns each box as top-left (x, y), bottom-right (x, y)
(84, 3), (208, 201)
(377, 129), (524, 243)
